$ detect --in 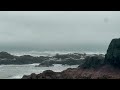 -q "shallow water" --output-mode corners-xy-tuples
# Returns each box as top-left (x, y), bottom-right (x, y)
(0, 64), (79, 79)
